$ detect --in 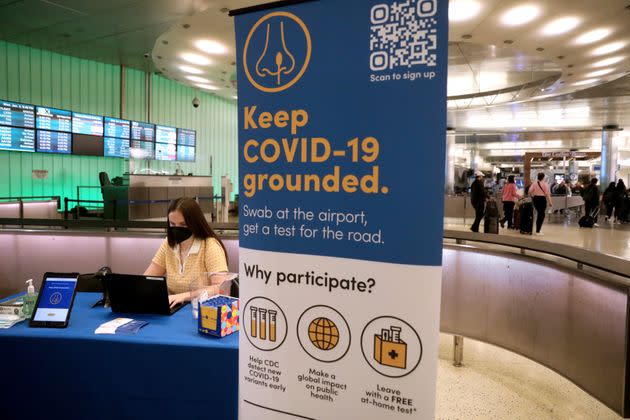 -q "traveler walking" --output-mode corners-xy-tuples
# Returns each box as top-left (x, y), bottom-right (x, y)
(528, 173), (553, 236)
(470, 171), (487, 233)
(581, 178), (600, 225)
(603, 182), (616, 222)
(615, 179), (628, 223)
(500, 175), (520, 229)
